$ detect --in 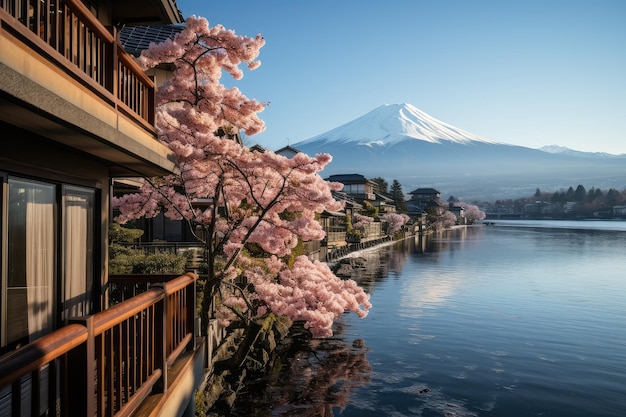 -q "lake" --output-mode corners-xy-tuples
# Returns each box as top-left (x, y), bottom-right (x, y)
(230, 220), (626, 416)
